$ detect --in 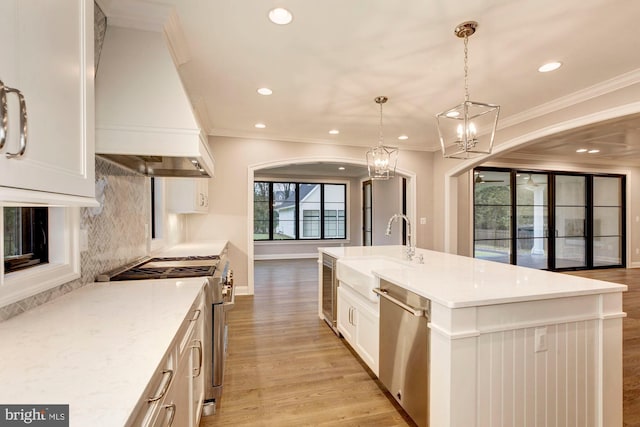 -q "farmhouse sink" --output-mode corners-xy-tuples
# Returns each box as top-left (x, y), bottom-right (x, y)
(336, 256), (411, 302)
